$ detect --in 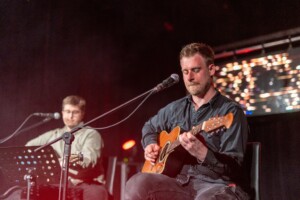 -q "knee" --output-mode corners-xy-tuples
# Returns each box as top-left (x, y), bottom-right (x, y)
(125, 173), (155, 200)
(80, 184), (108, 200)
